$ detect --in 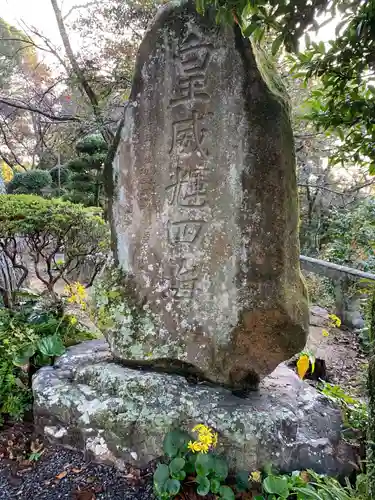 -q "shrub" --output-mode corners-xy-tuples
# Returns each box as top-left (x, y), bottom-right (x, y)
(0, 292), (96, 425)
(75, 133), (107, 155)
(64, 133), (108, 207)
(302, 271), (335, 309)
(0, 194), (110, 307)
(49, 165), (71, 186)
(7, 170), (52, 195)
(0, 359), (31, 424)
(322, 200), (375, 272)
